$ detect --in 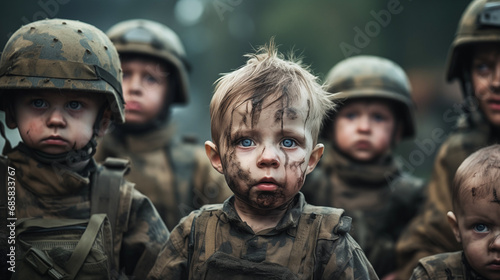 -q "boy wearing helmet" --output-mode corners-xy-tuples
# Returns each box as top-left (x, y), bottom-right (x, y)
(0, 19), (168, 279)
(301, 55), (425, 279)
(396, 1), (500, 278)
(95, 19), (231, 230)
